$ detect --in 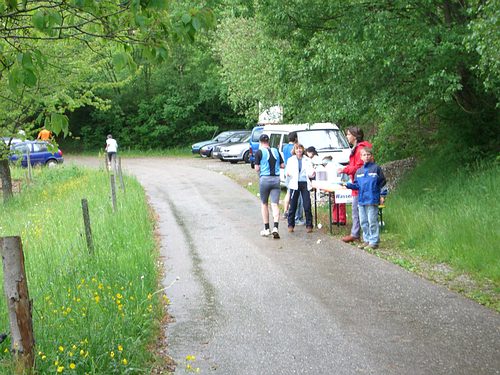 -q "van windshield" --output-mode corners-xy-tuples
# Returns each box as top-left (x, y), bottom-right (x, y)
(297, 129), (349, 150)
